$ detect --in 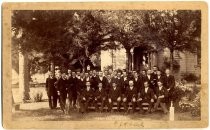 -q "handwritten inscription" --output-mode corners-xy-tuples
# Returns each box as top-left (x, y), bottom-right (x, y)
(114, 121), (144, 128)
